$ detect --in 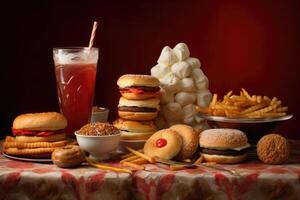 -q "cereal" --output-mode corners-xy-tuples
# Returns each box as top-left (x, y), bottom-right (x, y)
(78, 122), (120, 136)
